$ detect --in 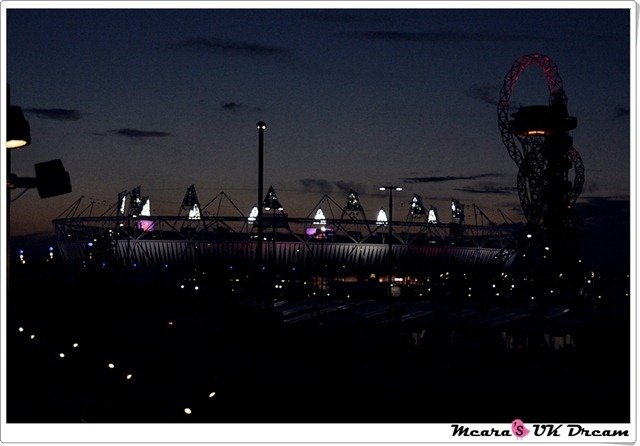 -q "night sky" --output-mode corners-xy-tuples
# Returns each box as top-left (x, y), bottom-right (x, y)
(5, 6), (631, 266)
